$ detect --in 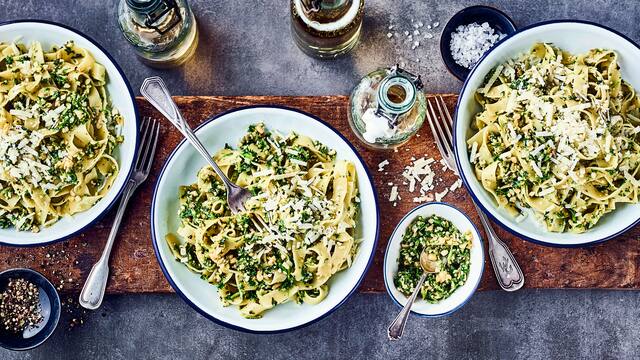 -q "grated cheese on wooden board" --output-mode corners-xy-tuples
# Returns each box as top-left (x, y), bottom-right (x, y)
(381, 155), (463, 205)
